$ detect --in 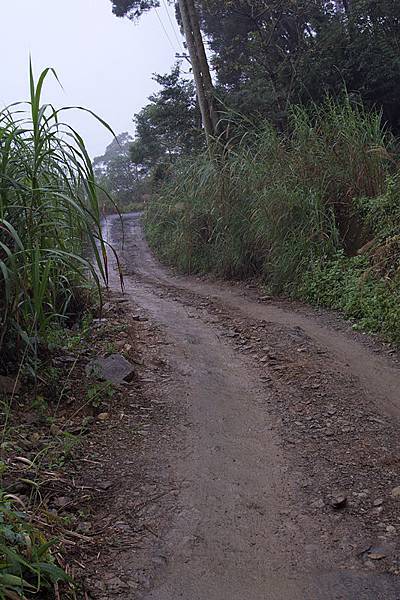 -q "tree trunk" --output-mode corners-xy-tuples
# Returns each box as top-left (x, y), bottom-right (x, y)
(177, 0), (216, 144)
